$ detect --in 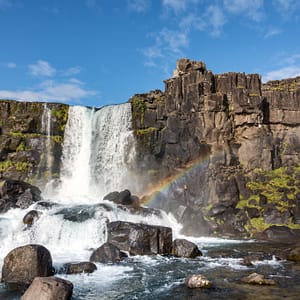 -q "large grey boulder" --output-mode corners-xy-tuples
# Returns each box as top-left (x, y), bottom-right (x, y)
(21, 276), (73, 300)
(0, 179), (41, 213)
(172, 239), (202, 258)
(107, 221), (173, 255)
(1, 244), (53, 286)
(89, 242), (128, 263)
